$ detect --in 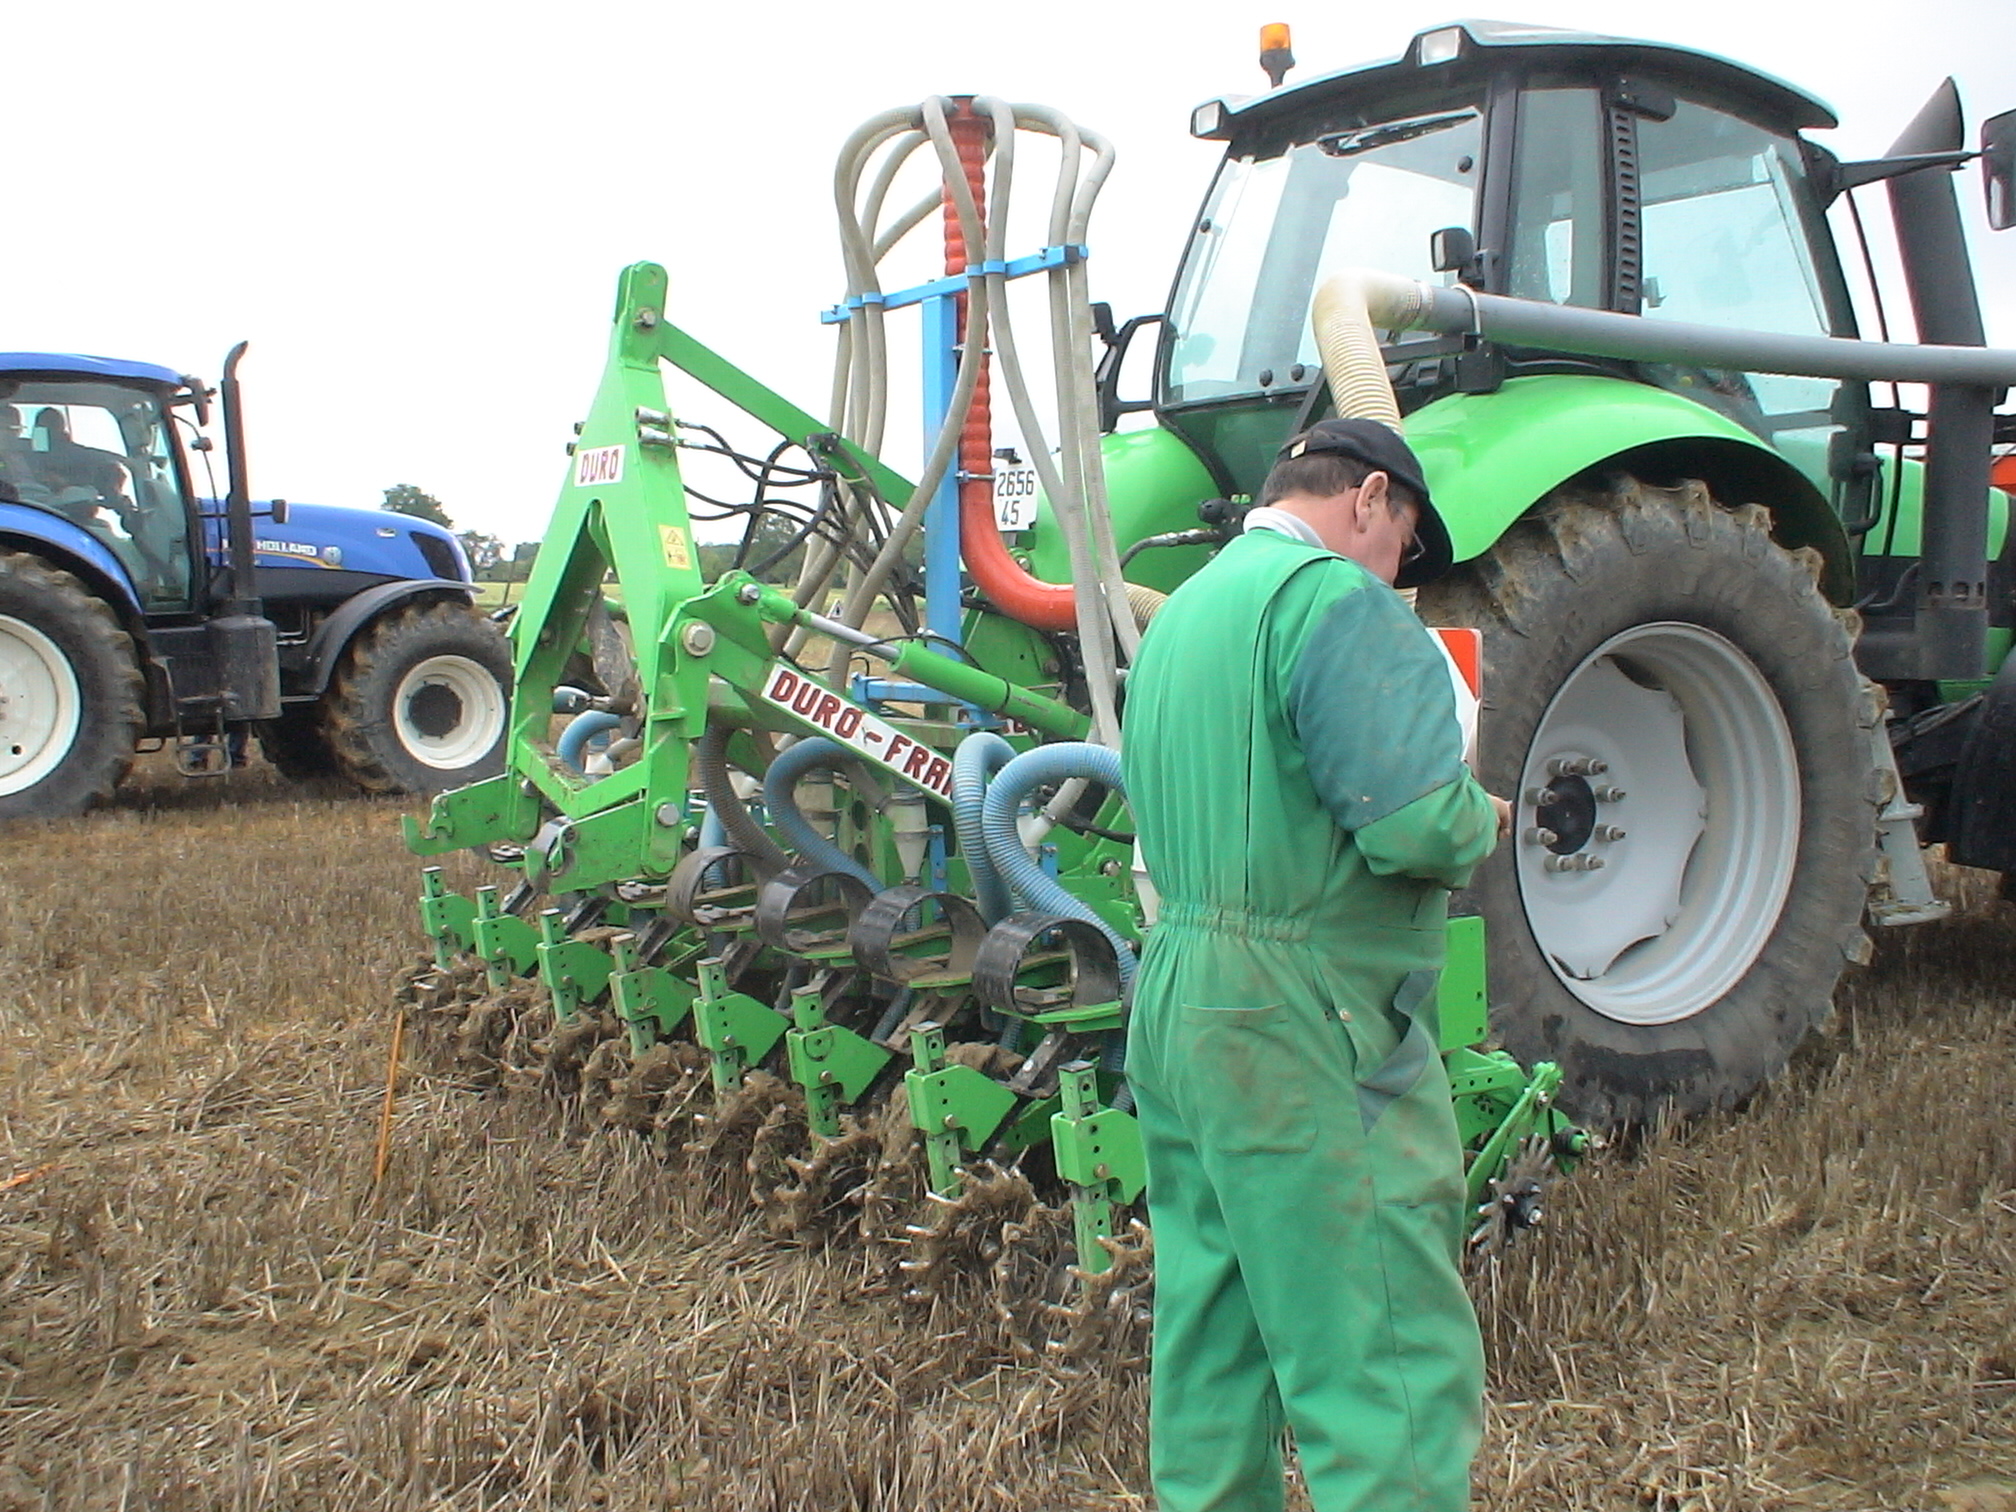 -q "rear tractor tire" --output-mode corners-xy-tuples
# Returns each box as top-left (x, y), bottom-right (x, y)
(322, 600), (512, 797)
(1418, 477), (1880, 1124)
(0, 550), (142, 820)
